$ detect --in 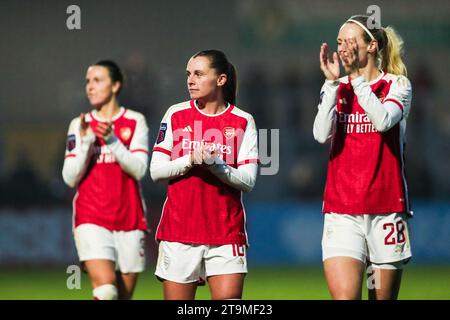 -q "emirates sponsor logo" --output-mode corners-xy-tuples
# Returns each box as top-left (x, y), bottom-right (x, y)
(338, 111), (377, 134)
(338, 111), (371, 124)
(181, 139), (232, 155)
(172, 121), (240, 163)
(167, 120), (281, 176)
